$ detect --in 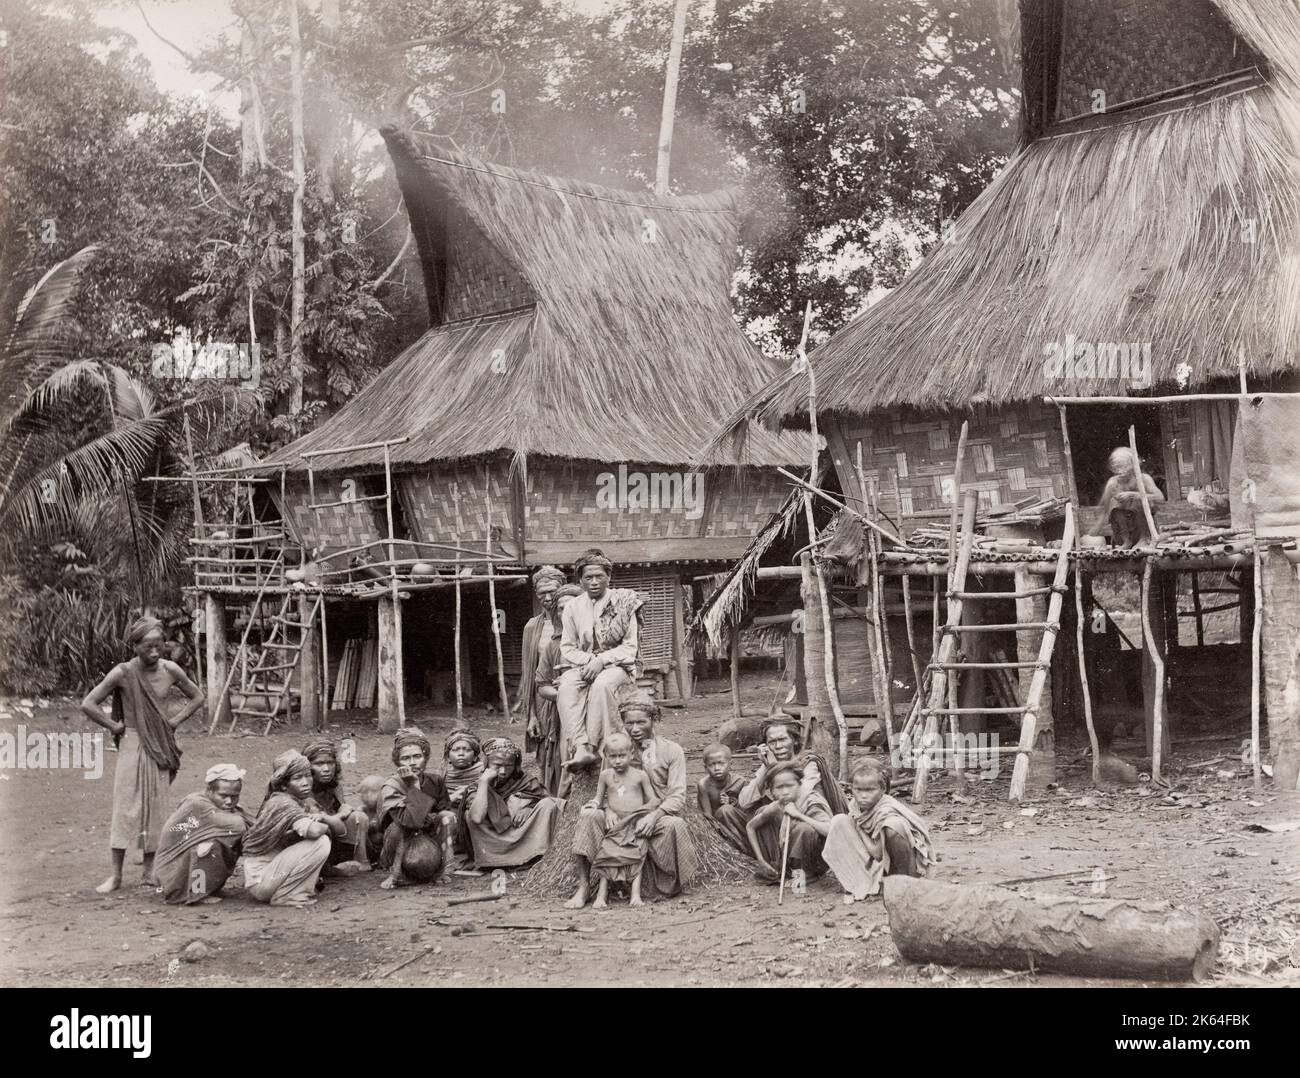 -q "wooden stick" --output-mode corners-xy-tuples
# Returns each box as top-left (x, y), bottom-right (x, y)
(1044, 391), (1300, 405)
(947, 421), (970, 588)
(1127, 426), (1159, 542)
(1074, 558), (1100, 784)
(856, 443), (895, 758)
(301, 435), (409, 458)
(729, 625), (742, 720)
(1057, 404), (1079, 506)
(776, 467), (911, 548)
(485, 467), (511, 721)
(383, 443), (406, 727)
(1139, 558), (1166, 785)
(447, 892), (505, 906)
(900, 575), (925, 695)
(1251, 544), (1263, 793)
(777, 815), (791, 905)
